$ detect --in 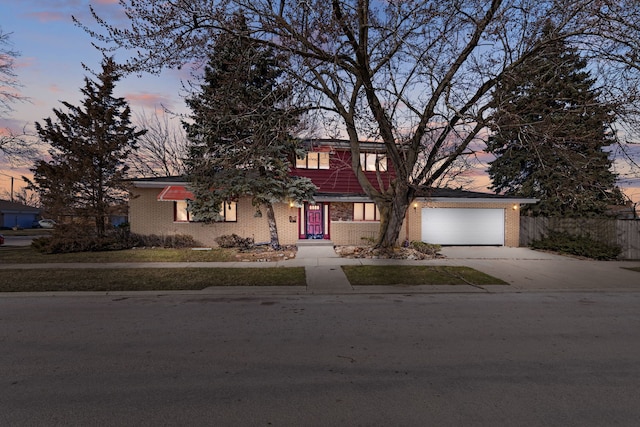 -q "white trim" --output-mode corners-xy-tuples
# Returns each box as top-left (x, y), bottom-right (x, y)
(421, 197), (538, 204)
